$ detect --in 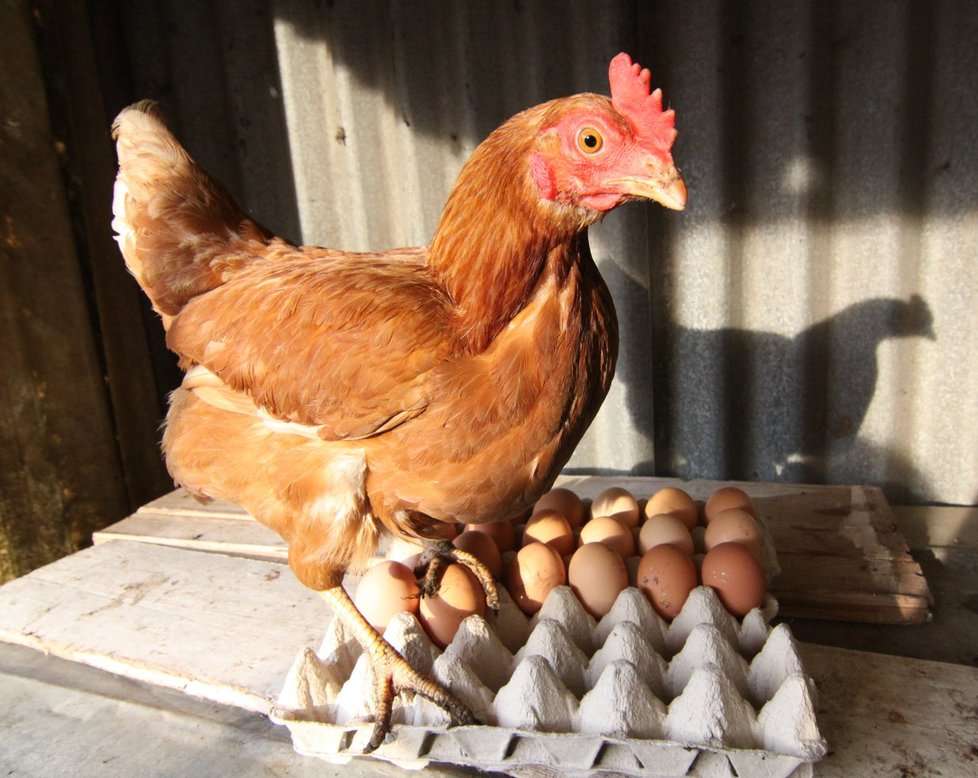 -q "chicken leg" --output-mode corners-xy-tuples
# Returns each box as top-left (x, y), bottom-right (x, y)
(319, 585), (478, 752)
(417, 540), (501, 612)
